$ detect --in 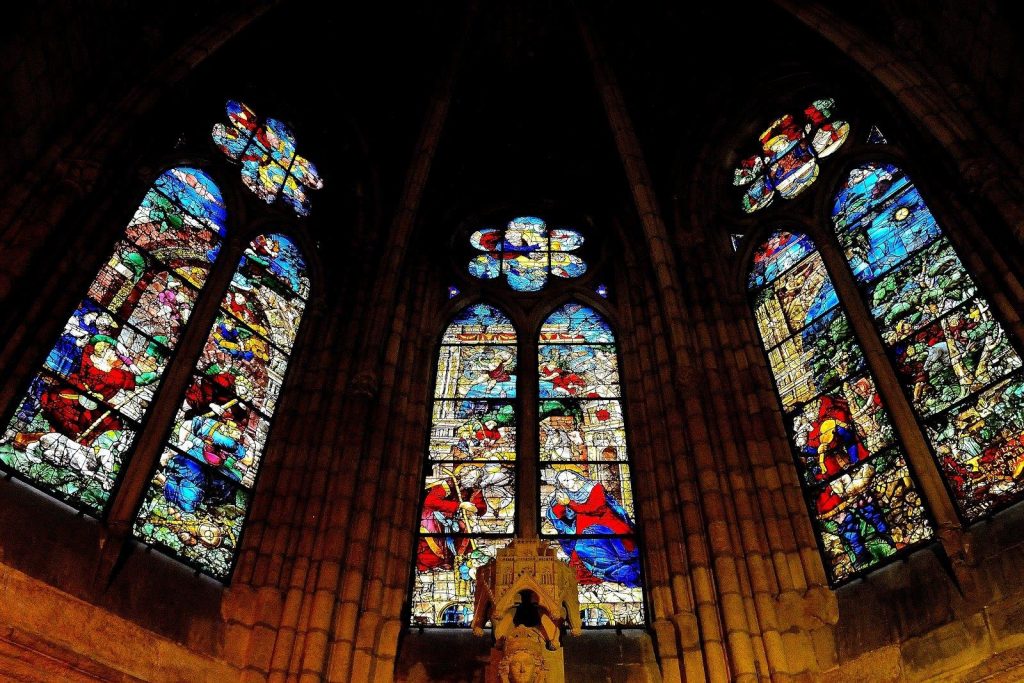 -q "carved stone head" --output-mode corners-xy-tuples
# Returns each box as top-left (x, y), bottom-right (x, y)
(498, 626), (547, 683)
